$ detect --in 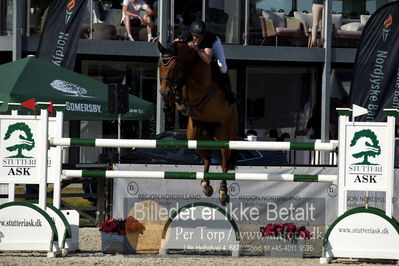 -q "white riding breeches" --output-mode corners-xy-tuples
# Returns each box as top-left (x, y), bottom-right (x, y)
(212, 36), (227, 73)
